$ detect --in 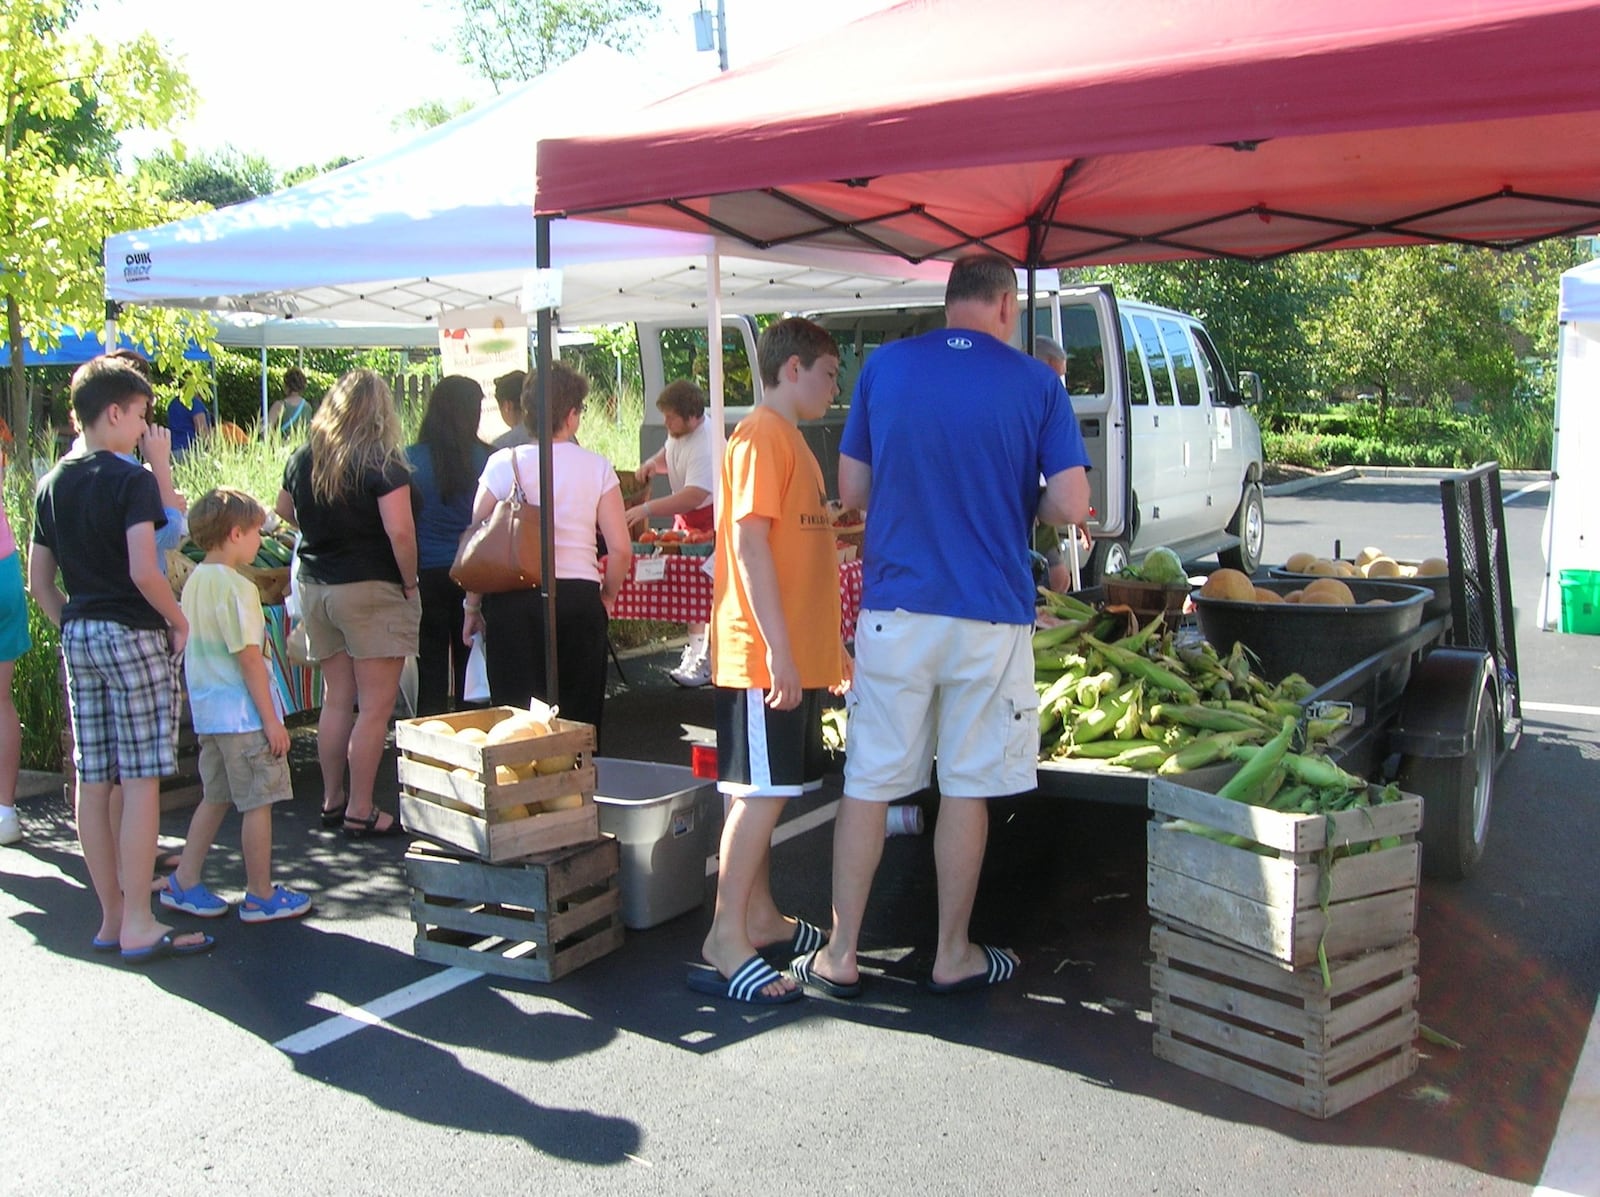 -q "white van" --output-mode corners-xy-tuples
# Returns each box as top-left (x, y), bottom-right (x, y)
(635, 285), (1265, 582)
